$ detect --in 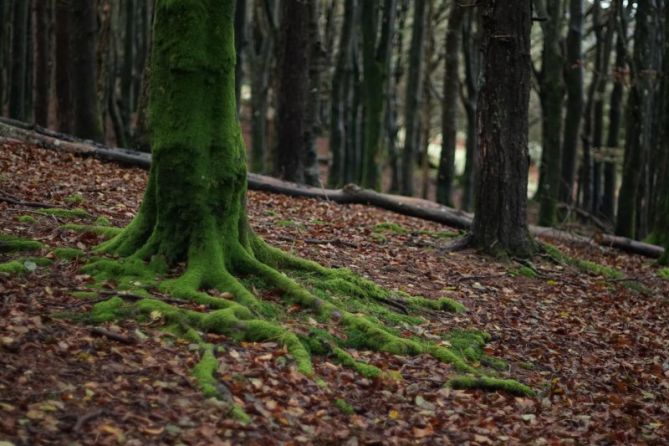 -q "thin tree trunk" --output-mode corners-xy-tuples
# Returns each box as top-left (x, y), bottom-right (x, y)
(329, 0), (356, 187)
(460, 10), (480, 212)
(9, 0), (29, 120)
(55, 0), (72, 133)
(234, 0), (247, 113)
(400, 0), (428, 196)
(274, 0), (311, 183)
(536, 0), (564, 227)
(616, 0), (663, 238)
(121, 0), (135, 141)
(33, 0), (49, 126)
(471, 0), (535, 258)
(304, 0), (322, 186)
(71, 0), (102, 141)
(436, 2), (464, 206)
(559, 0), (584, 205)
(0, 0), (5, 113)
